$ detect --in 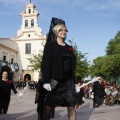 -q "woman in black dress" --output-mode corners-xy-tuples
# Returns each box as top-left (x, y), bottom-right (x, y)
(0, 70), (19, 114)
(92, 76), (106, 108)
(75, 82), (84, 109)
(41, 17), (78, 120)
